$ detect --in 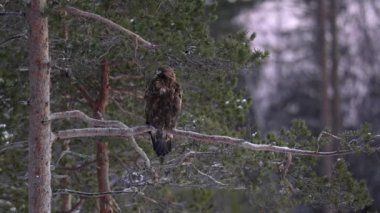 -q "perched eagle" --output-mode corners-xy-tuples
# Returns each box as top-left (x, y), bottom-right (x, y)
(144, 66), (182, 162)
